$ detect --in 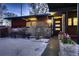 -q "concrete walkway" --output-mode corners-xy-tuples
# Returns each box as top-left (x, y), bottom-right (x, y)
(42, 36), (59, 56)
